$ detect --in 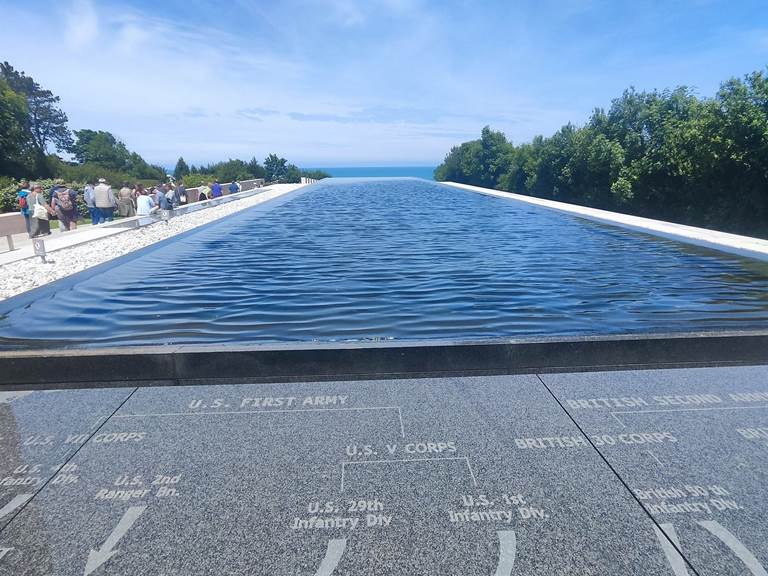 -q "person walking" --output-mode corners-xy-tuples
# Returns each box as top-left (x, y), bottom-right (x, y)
(228, 180), (240, 195)
(210, 180), (222, 198)
(93, 178), (116, 223)
(117, 181), (136, 217)
(16, 180), (31, 236)
(28, 183), (55, 237)
(52, 185), (79, 231)
(83, 181), (99, 224)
